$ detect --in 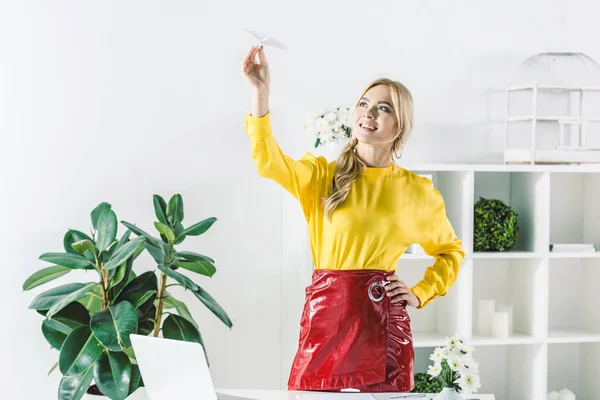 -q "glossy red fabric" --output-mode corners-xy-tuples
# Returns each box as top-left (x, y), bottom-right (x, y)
(288, 269), (415, 392)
